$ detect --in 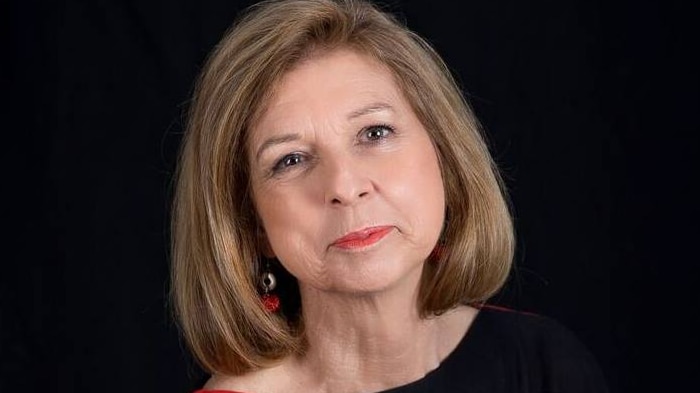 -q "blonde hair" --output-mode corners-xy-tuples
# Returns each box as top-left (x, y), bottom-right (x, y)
(172, 0), (514, 375)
